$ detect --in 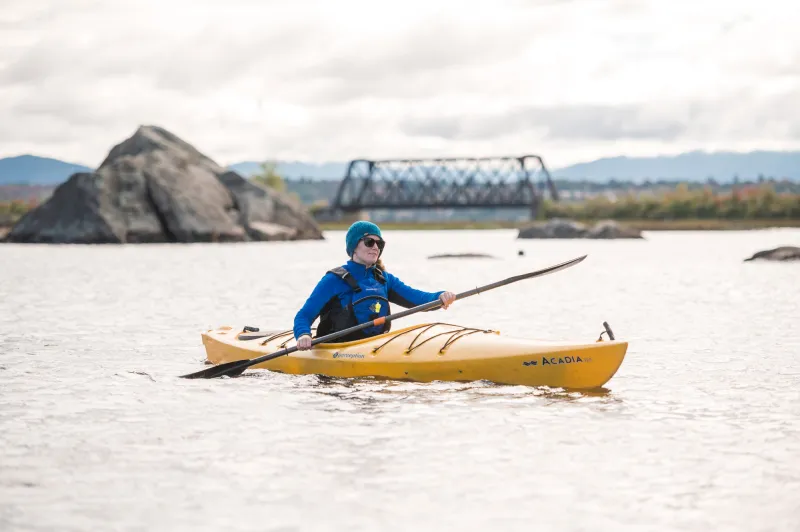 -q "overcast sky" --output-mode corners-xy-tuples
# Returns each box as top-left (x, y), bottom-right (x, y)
(1, 0), (799, 168)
